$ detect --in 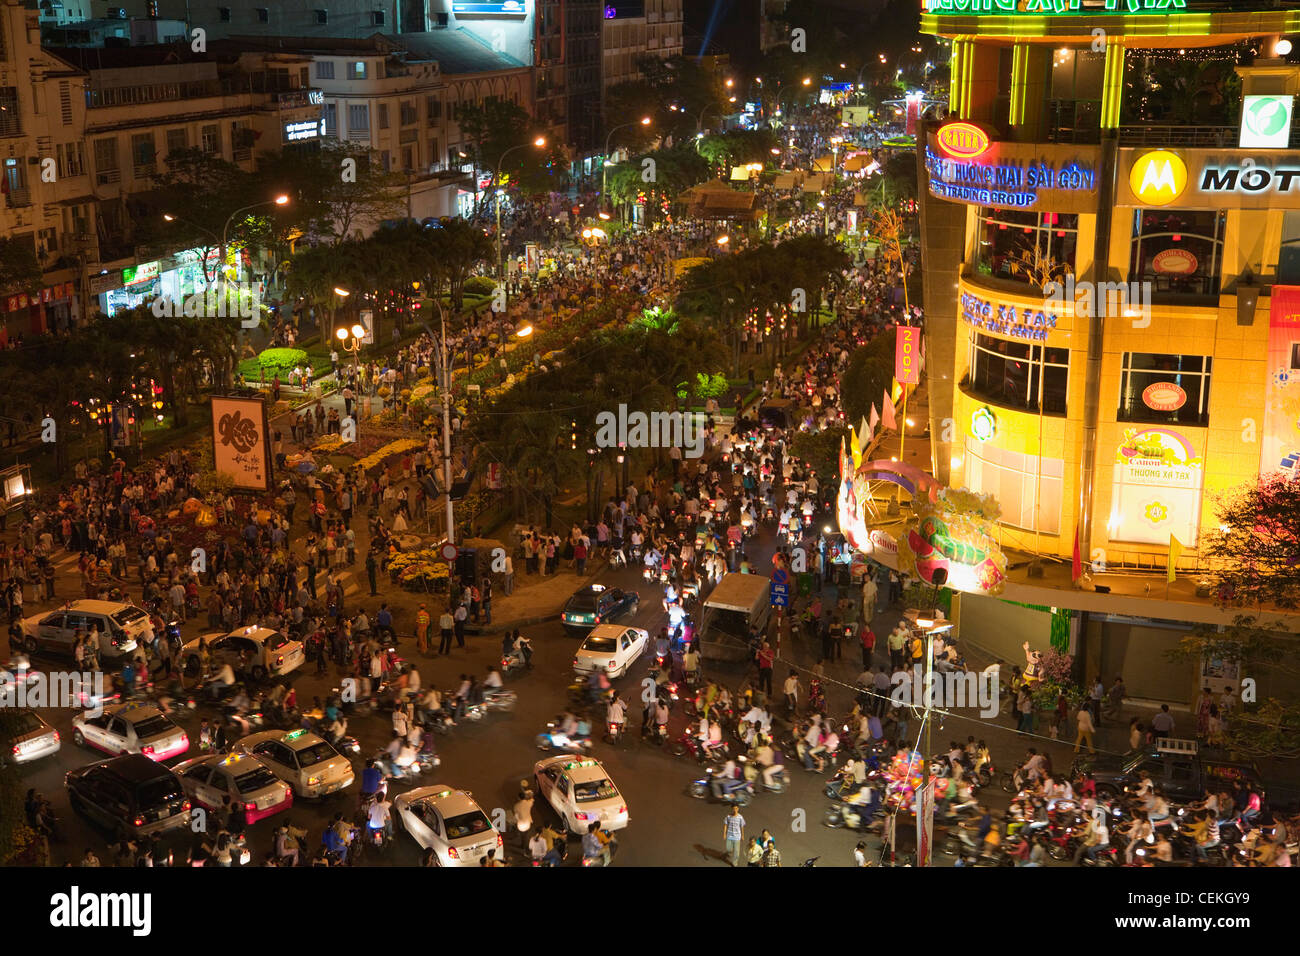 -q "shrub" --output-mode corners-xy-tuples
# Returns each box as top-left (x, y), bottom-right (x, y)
(464, 275), (498, 297)
(256, 347), (309, 376)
